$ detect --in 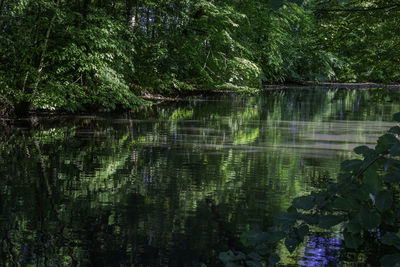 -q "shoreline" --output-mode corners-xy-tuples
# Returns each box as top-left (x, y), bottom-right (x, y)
(2, 82), (400, 119)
